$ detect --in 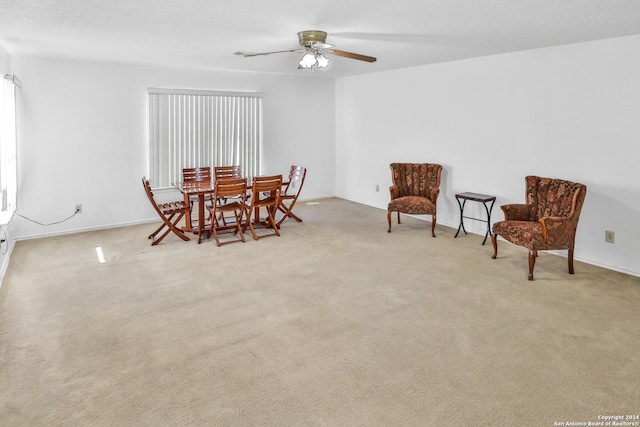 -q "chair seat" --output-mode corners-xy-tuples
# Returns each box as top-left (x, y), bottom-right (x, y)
(388, 196), (436, 215)
(217, 201), (245, 212)
(254, 195), (278, 208)
(492, 220), (545, 250)
(493, 220), (578, 251)
(159, 201), (190, 215)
